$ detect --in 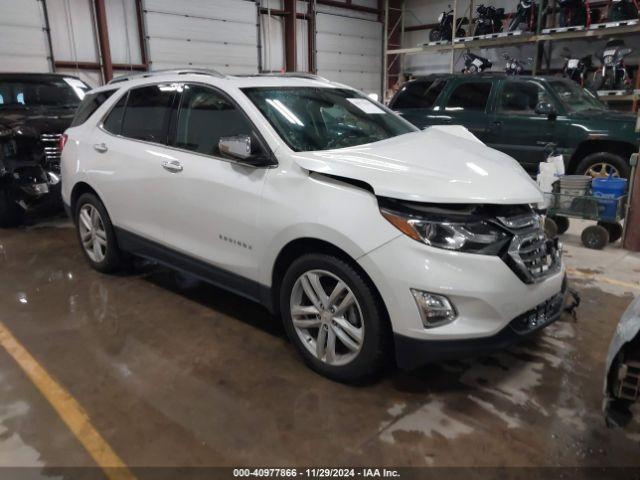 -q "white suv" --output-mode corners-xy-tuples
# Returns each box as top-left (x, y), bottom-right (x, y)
(61, 69), (565, 382)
